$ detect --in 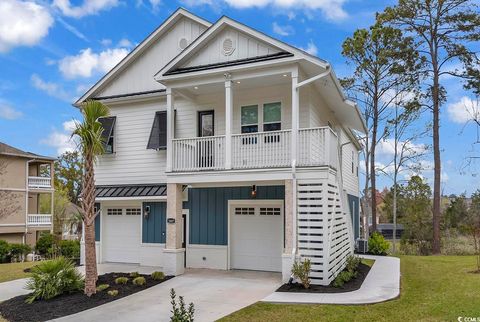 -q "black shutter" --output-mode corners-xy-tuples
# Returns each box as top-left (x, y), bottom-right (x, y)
(98, 116), (116, 150)
(147, 111), (167, 150)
